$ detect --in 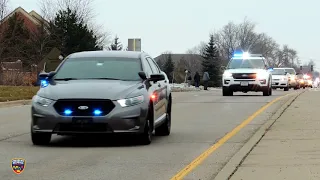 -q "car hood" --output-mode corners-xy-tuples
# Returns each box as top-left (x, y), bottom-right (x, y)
(225, 68), (268, 74)
(37, 80), (143, 100)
